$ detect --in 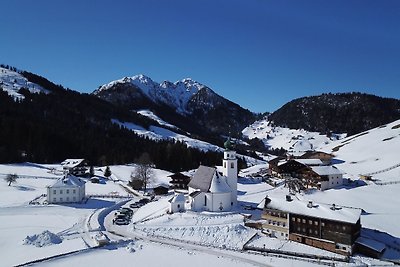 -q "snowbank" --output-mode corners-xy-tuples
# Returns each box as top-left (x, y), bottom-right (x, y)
(23, 230), (62, 247)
